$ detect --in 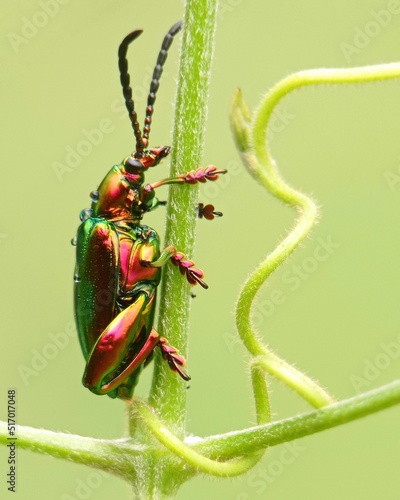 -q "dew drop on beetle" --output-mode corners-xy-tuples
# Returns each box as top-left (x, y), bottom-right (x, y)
(79, 208), (92, 222)
(90, 190), (99, 202)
